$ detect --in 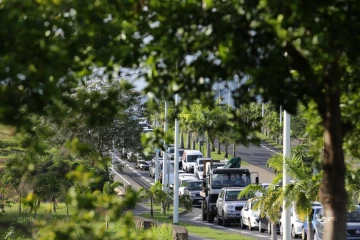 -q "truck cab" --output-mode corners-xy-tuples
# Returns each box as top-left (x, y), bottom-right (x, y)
(200, 157), (259, 223)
